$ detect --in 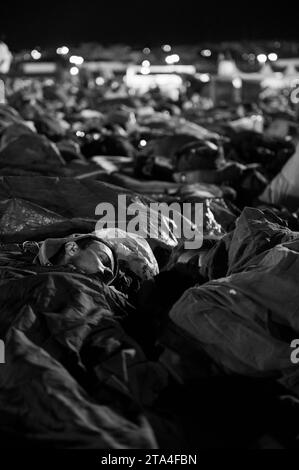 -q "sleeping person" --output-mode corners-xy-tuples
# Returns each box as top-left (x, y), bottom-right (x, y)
(36, 234), (118, 285)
